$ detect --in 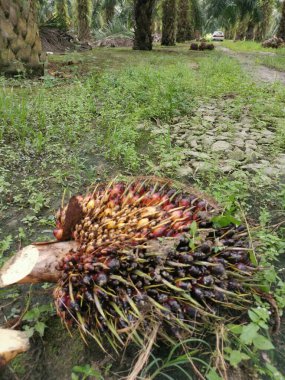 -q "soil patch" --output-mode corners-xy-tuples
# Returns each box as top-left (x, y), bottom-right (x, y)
(40, 27), (75, 53)
(40, 28), (92, 54)
(95, 36), (134, 48)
